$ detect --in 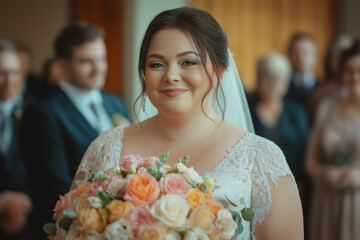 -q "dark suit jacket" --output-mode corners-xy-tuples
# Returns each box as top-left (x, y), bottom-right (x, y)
(0, 96), (33, 240)
(20, 86), (128, 239)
